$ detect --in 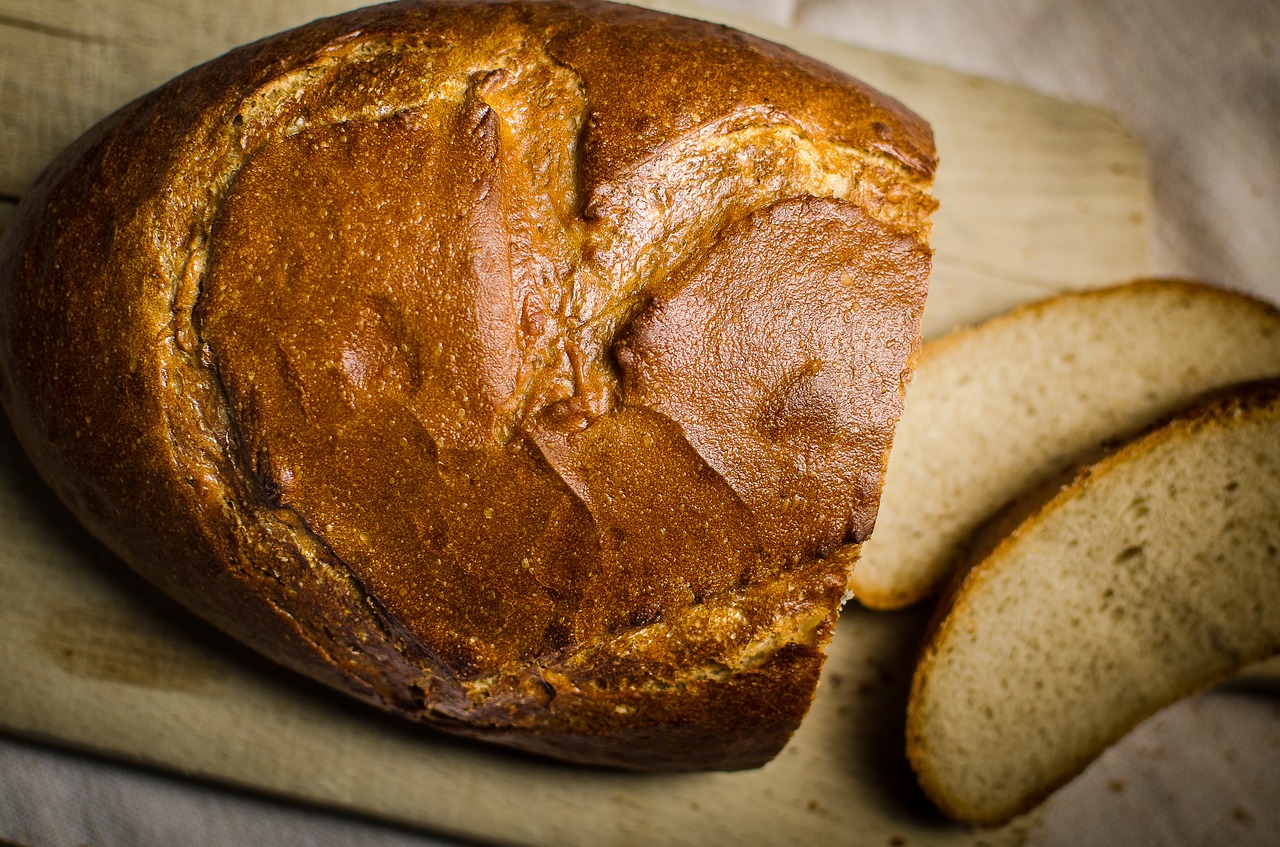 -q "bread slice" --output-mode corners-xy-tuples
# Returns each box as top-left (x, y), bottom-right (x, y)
(906, 379), (1280, 825)
(852, 279), (1280, 609)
